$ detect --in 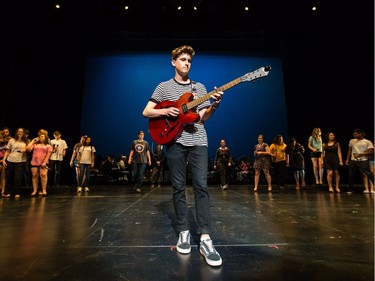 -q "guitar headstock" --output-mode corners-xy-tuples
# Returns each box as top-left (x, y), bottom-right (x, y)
(241, 66), (271, 83)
